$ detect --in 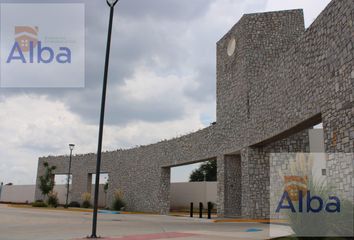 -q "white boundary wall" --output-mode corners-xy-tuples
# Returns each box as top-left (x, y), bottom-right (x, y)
(0, 182), (217, 209)
(170, 182), (217, 209)
(0, 184), (106, 207)
(0, 185), (35, 203)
